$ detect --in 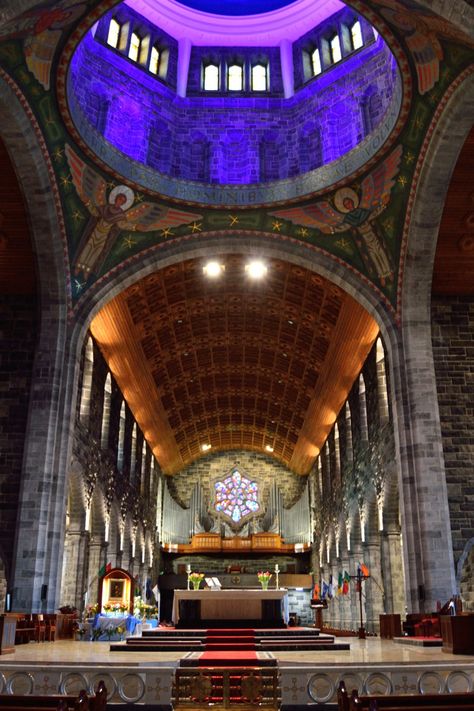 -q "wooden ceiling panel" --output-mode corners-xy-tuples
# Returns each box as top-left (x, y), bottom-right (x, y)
(91, 255), (379, 475)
